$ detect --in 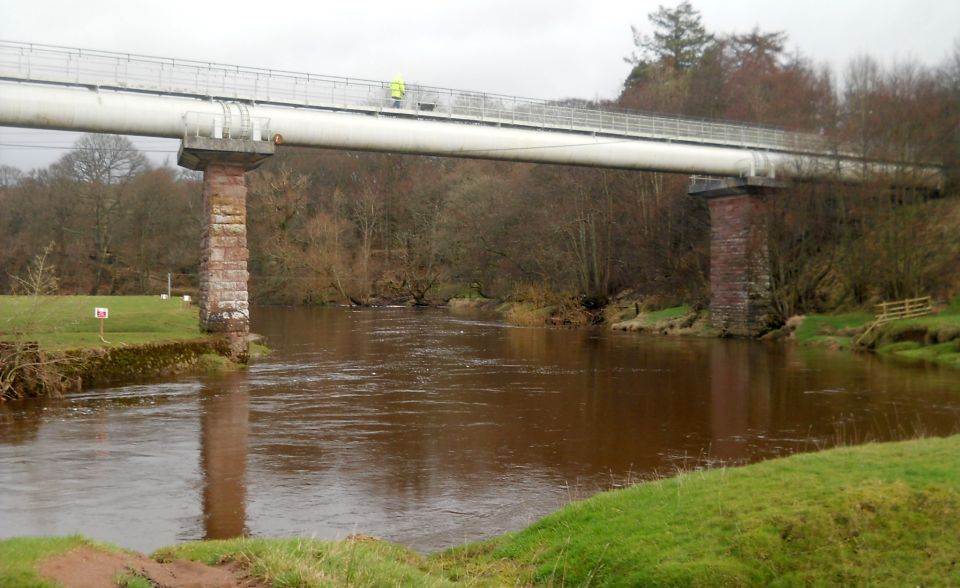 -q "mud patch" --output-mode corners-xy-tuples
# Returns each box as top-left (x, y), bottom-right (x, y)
(38, 545), (259, 588)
